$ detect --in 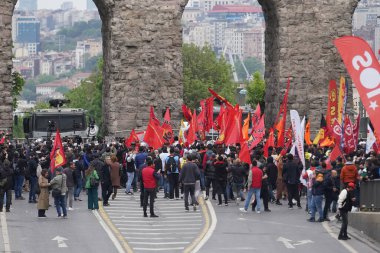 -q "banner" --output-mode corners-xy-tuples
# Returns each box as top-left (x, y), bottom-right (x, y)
(242, 113), (250, 141)
(337, 77), (346, 124)
(50, 129), (67, 172)
(187, 109), (198, 145)
(290, 110), (305, 168)
(343, 115), (355, 154)
(162, 108), (174, 144)
(125, 129), (139, 147)
(144, 107), (165, 149)
(205, 97), (214, 132)
(334, 36), (380, 141)
(305, 120), (312, 145)
(239, 141), (251, 164)
(327, 80), (338, 127)
(251, 104), (261, 133)
(263, 128), (275, 157)
(366, 124), (376, 153)
(224, 105), (242, 145)
(182, 104), (192, 122)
